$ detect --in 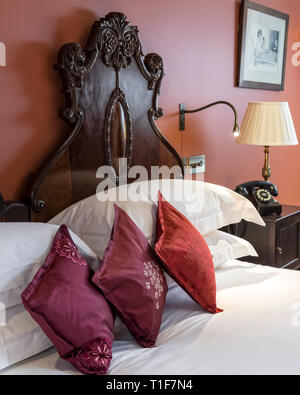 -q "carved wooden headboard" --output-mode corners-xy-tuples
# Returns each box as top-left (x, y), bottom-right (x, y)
(1, 12), (184, 222)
